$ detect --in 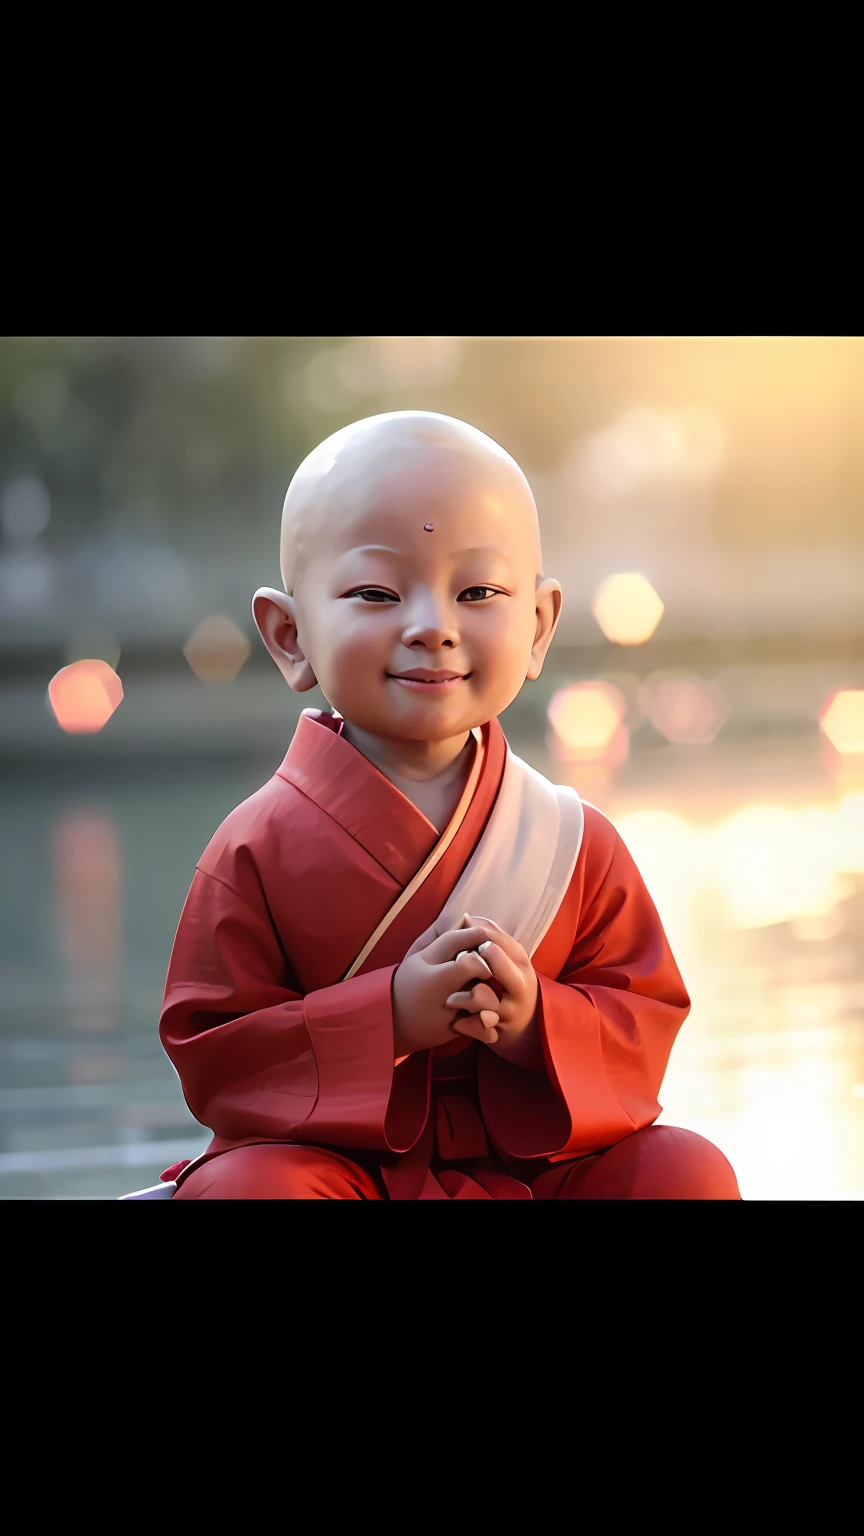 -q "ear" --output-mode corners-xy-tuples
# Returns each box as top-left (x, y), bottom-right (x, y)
(251, 587), (318, 693)
(526, 577), (562, 682)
